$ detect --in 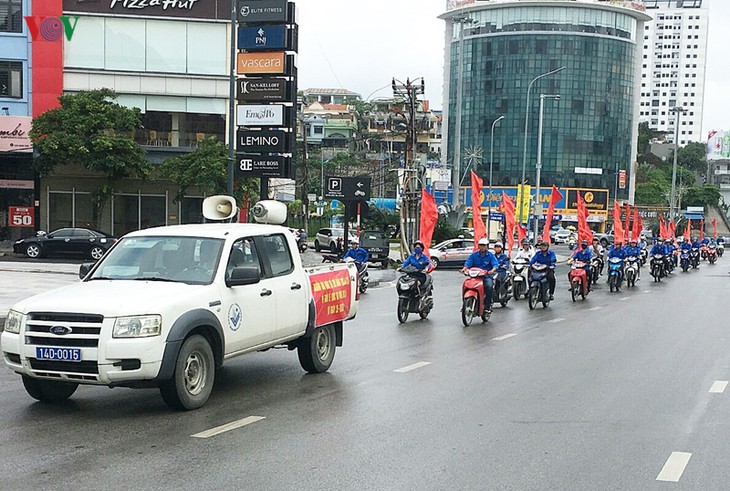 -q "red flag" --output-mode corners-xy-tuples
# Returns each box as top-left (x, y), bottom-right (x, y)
(659, 213), (667, 240)
(502, 191), (516, 255)
(700, 219), (705, 241)
(576, 191), (592, 244)
(684, 219), (691, 241)
(419, 189), (439, 258)
(624, 203), (631, 241)
(712, 218), (717, 239)
(637, 212), (643, 240)
(471, 171), (486, 248)
(631, 206), (641, 242)
(612, 201), (625, 243)
(669, 220), (676, 242)
(541, 186), (564, 245)
(517, 223), (527, 244)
